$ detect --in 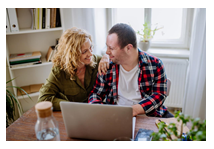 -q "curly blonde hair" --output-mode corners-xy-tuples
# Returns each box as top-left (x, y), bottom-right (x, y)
(52, 27), (96, 80)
